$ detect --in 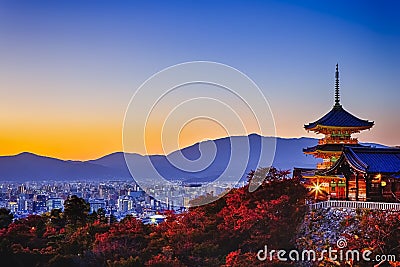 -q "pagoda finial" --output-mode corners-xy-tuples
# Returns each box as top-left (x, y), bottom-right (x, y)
(335, 63), (340, 107)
